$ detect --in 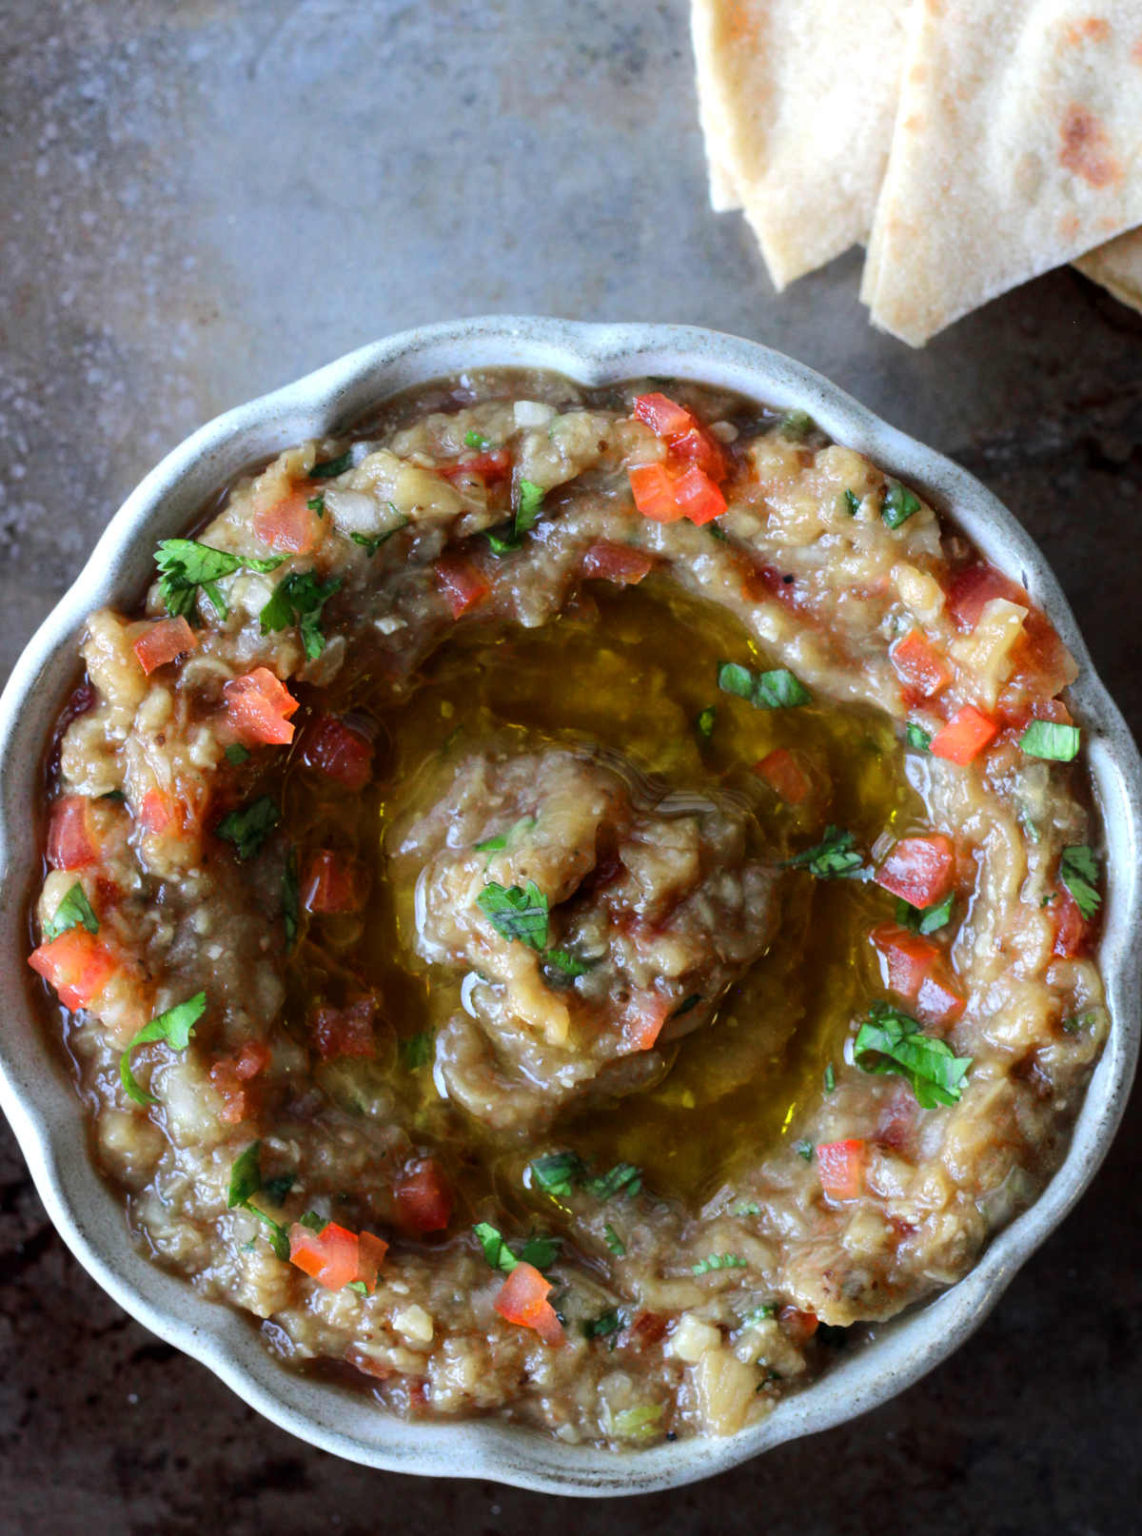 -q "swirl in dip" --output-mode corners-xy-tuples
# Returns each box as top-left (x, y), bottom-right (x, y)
(29, 371), (1108, 1447)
